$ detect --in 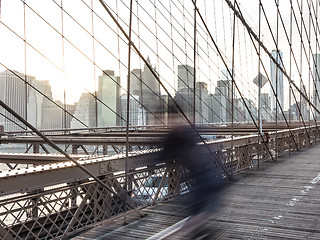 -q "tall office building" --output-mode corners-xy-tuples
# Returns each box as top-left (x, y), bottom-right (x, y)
(261, 93), (271, 122)
(141, 57), (162, 125)
(120, 95), (146, 126)
(243, 98), (258, 121)
(209, 69), (235, 123)
(97, 70), (120, 127)
(175, 65), (195, 121)
(0, 70), (35, 131)
(177, 65), (195, 91)
(28, 80), (75, 130)
(42, 100), (75, 130)
(313, 53), (320, 119)
(195, 82), (210, 123)
(28, 80), (52, 129)
(270, 50), (284, 114)
(128, 58), (162, 125)
(142, 57), (161, 97)
(71, 92), (96, 128)
(130, 69), (142, 97)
